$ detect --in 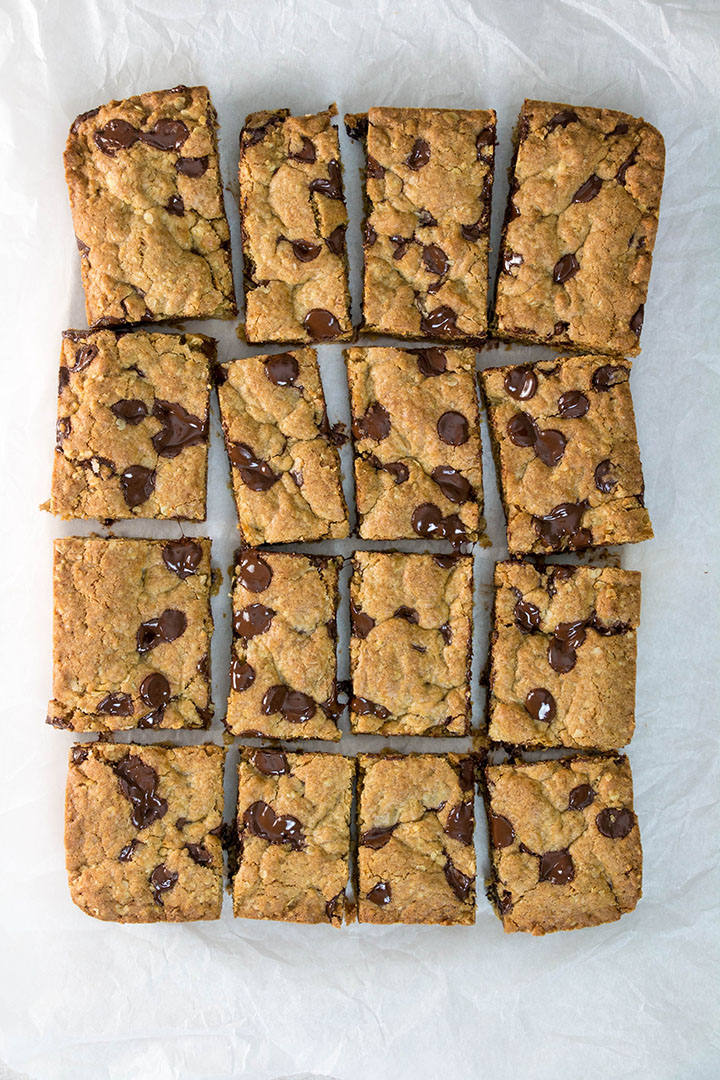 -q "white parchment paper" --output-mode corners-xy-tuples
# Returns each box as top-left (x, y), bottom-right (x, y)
(1, 0), (719, 1077)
